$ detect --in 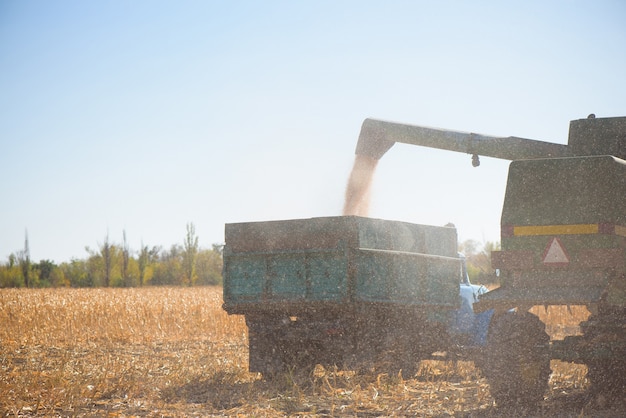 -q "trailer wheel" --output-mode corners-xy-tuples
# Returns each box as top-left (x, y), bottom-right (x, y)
(481, 311), (551, 408)
(246, 316), (286, 378)
(281, 340), (321, 375)
(246, 315), (327, 378)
